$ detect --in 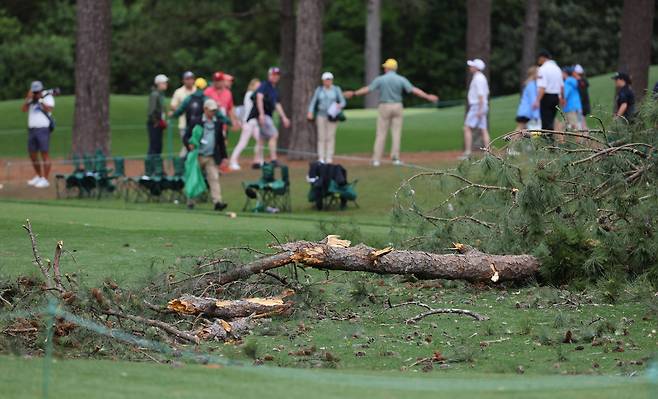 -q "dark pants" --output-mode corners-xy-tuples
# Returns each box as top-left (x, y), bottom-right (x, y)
(540, 94), (560, 131)
(147, 122), (163, 155)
